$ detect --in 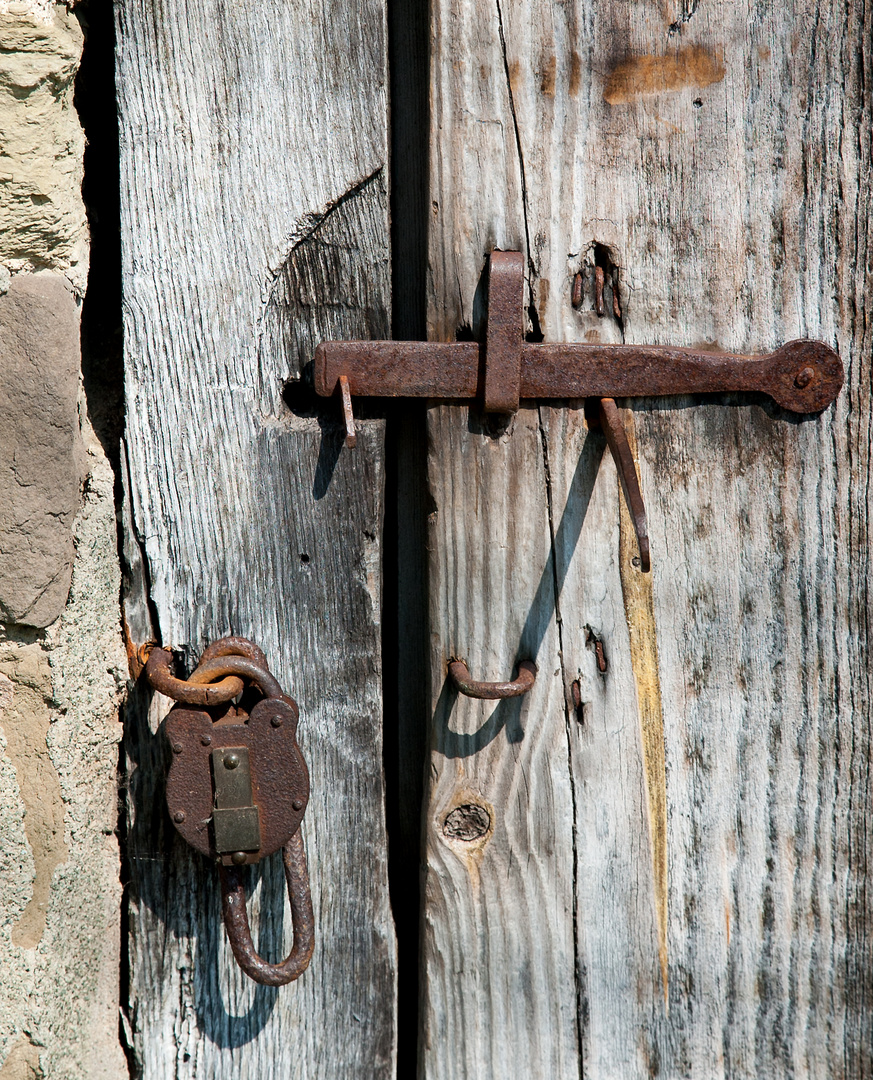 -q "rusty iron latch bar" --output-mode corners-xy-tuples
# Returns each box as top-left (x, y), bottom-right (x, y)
(314, 250), (842, 695)
(315, 251), (842, 418)
(314, 249), (843, 573)
(145, 636), (314, 987)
